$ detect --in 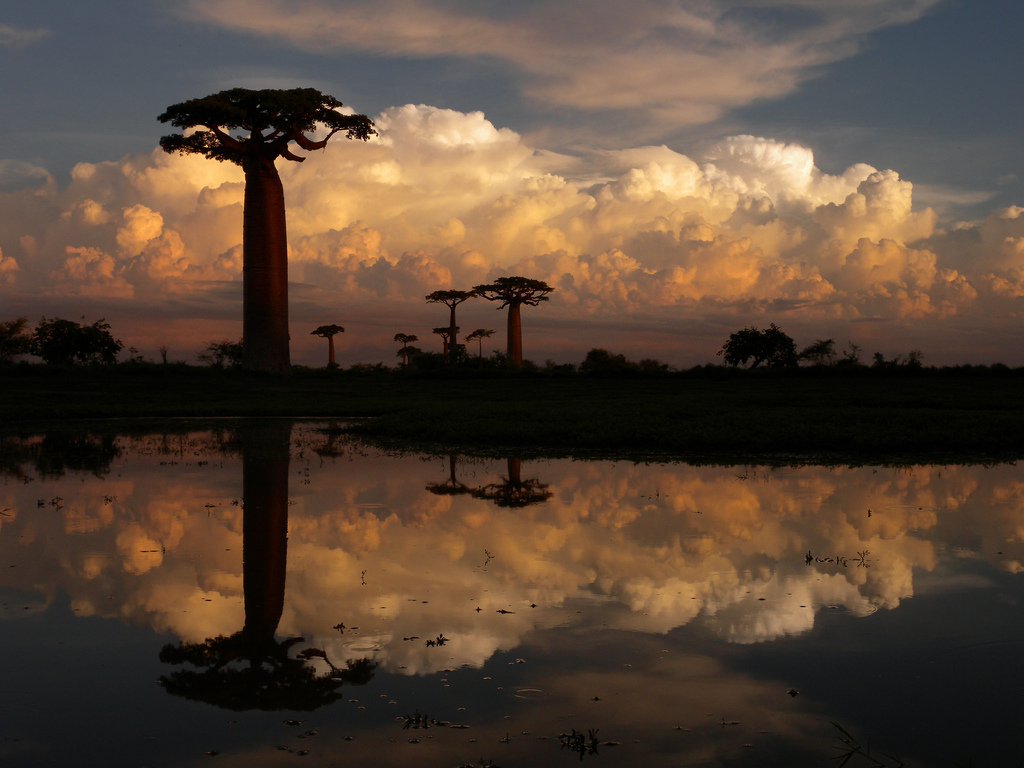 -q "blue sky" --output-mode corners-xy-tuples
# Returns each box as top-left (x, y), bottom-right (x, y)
(2, 0), (1023, 366)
